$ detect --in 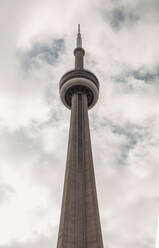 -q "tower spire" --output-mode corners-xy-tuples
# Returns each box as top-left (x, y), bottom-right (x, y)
(77, 24), (82, 48)
(78, 23), (80, 33)
(74, 24), (85, 70)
